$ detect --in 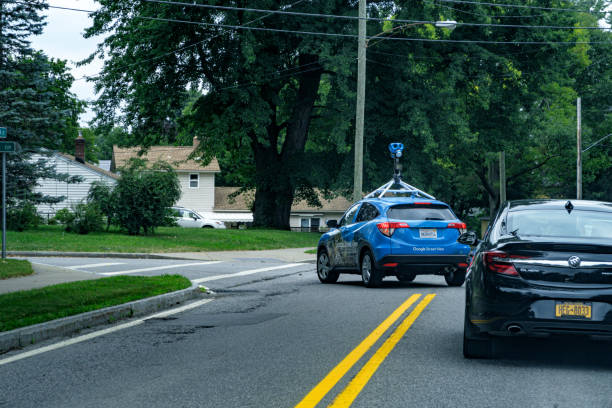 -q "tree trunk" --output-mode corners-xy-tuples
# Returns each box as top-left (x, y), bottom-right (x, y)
(251, 54), (322, 229)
